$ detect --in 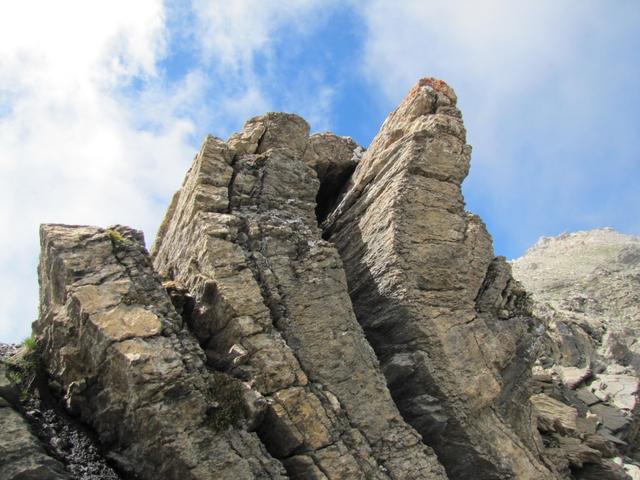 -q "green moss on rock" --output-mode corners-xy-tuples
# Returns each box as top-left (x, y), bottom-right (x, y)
(207, 372), (246, 431)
